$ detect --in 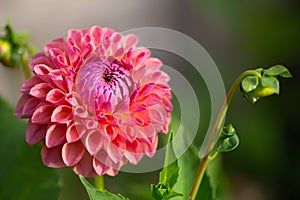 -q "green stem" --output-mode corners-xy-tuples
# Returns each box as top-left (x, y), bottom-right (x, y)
(188, 70), (261, 200)
(94, 176), (105, 191)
